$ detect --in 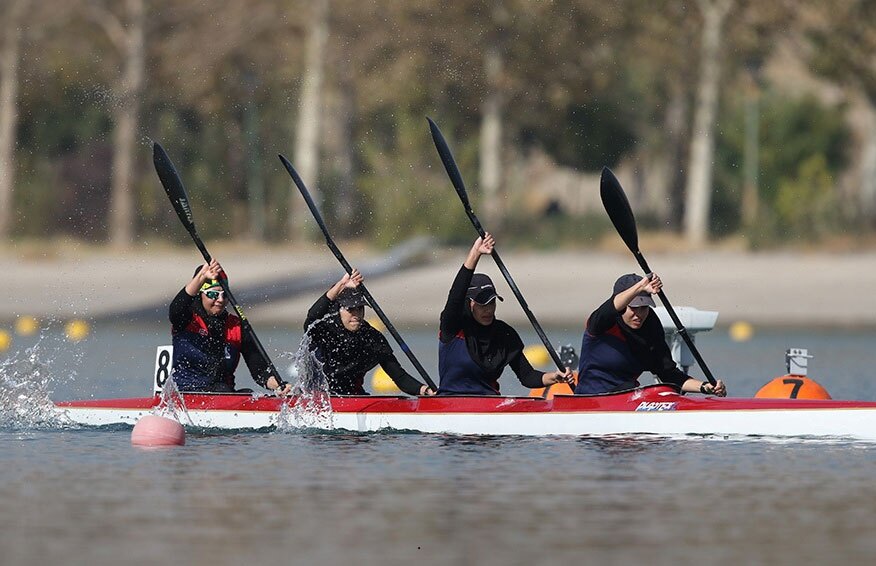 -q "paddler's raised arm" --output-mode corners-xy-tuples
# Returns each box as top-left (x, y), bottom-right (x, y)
(306, 269), (363, 329)
(440, 234), (495, 340)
